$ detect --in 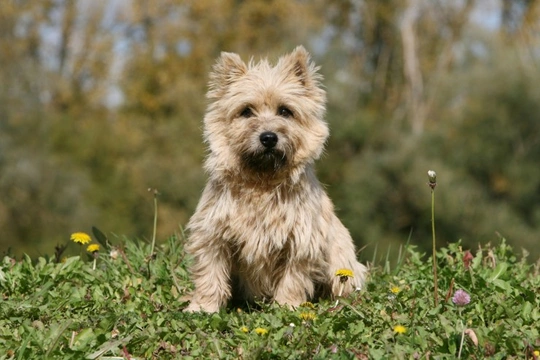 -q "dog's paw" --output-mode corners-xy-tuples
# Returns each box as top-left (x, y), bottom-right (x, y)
(183, 303), (200, 313)
(183, 301), (220, 313)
